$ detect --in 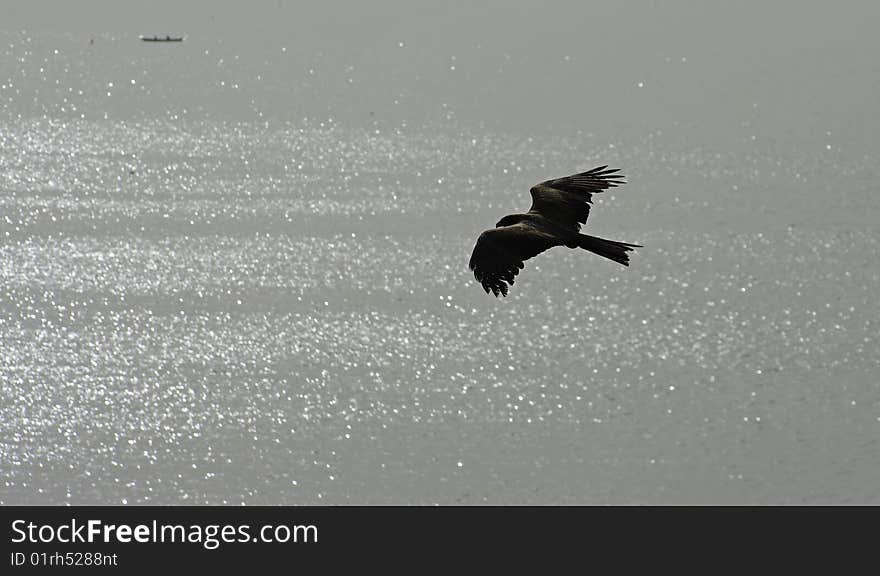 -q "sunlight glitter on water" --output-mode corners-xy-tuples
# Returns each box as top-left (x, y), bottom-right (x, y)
(2, 114), (878, 504)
